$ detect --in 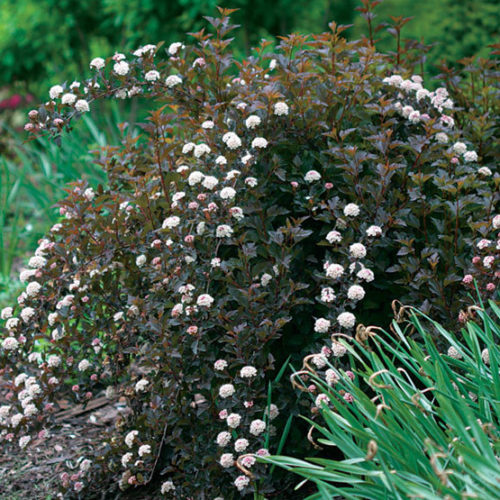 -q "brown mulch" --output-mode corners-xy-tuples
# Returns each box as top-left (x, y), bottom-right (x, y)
(0, 394), (130, 500)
